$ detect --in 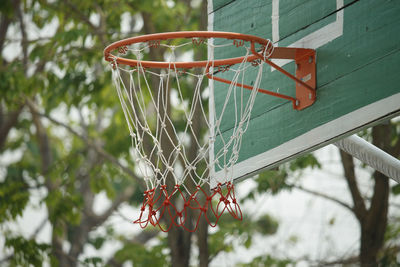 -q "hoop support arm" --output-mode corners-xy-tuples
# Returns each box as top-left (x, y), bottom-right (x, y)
(250, 44), (316, 110)
(206, 66), (298, 108)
